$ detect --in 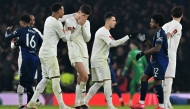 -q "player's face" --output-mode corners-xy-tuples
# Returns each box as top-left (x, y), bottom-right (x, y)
(150, 19), (159, 29)
(78, 11), (89, 21)
(29, 15), (35, 27)
(129, 43), (135, 50)
(109, 17), (117, 28)
(58, 6), (64, 18)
